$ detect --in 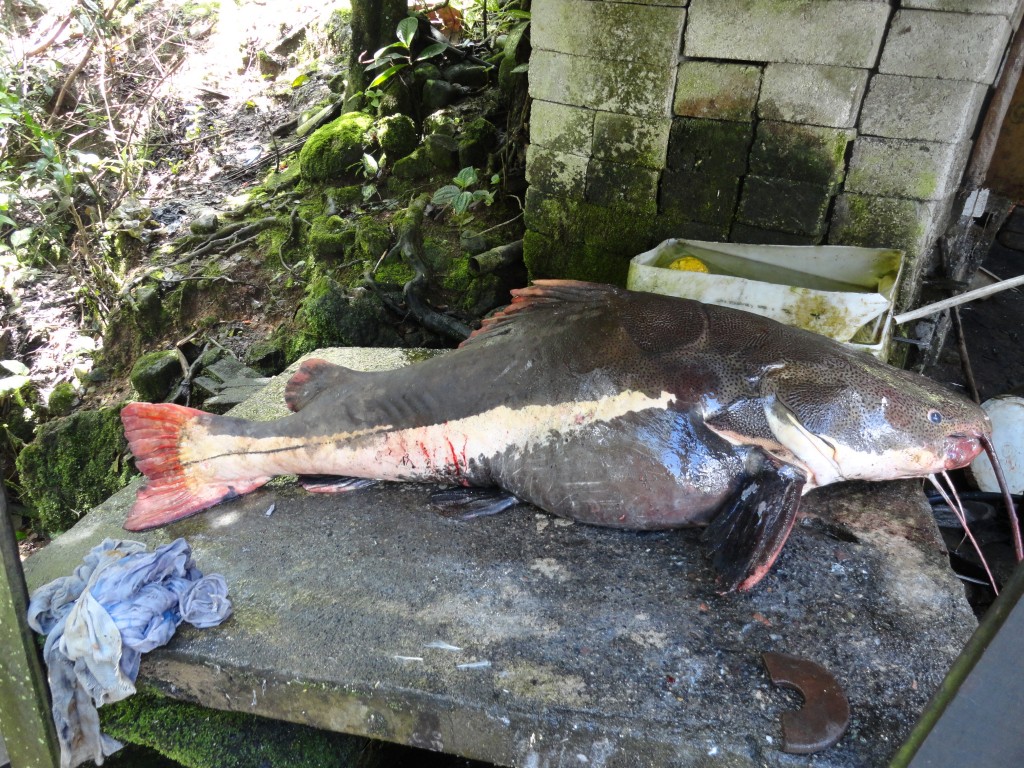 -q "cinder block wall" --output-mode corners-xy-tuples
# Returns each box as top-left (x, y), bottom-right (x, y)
(523, 0), (1019, 308)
